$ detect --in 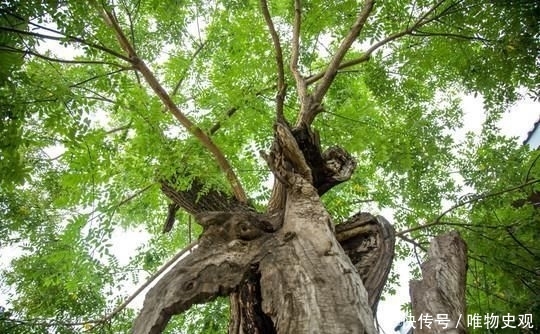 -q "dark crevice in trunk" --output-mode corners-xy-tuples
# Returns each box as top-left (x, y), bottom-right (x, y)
(161, 179), (253, 216)
(291, 124), (357, 196)
(150, 121), (392, 334)
(230, 265), (276, 334)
